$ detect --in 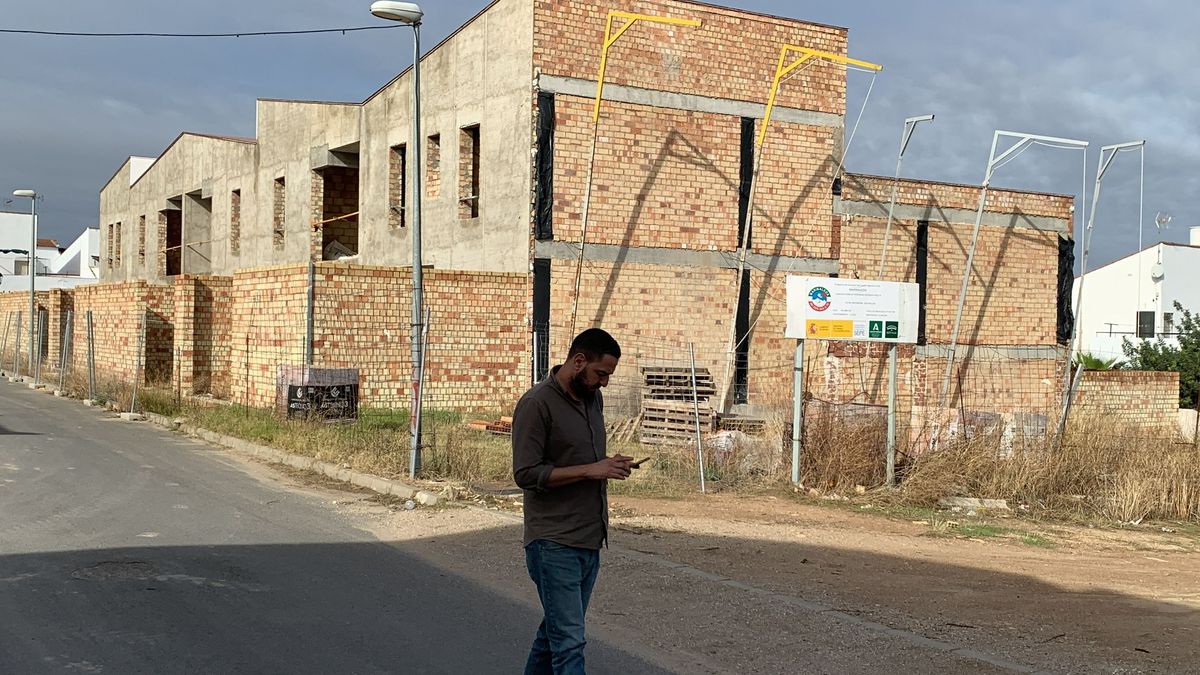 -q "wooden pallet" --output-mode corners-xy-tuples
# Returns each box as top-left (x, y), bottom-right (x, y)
(640, 399), (713, 445)
(717, 414), (767, 435)
(641, 365), (716, 401)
